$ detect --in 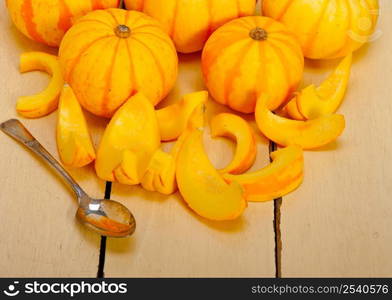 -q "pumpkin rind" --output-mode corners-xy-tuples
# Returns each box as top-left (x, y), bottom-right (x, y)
(263, 0), (380, 59)
(6, 0), (120, 47)
(124, 0), (256, 53)
(59, 8), (178, 118)
(201, 16), (304, 113)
